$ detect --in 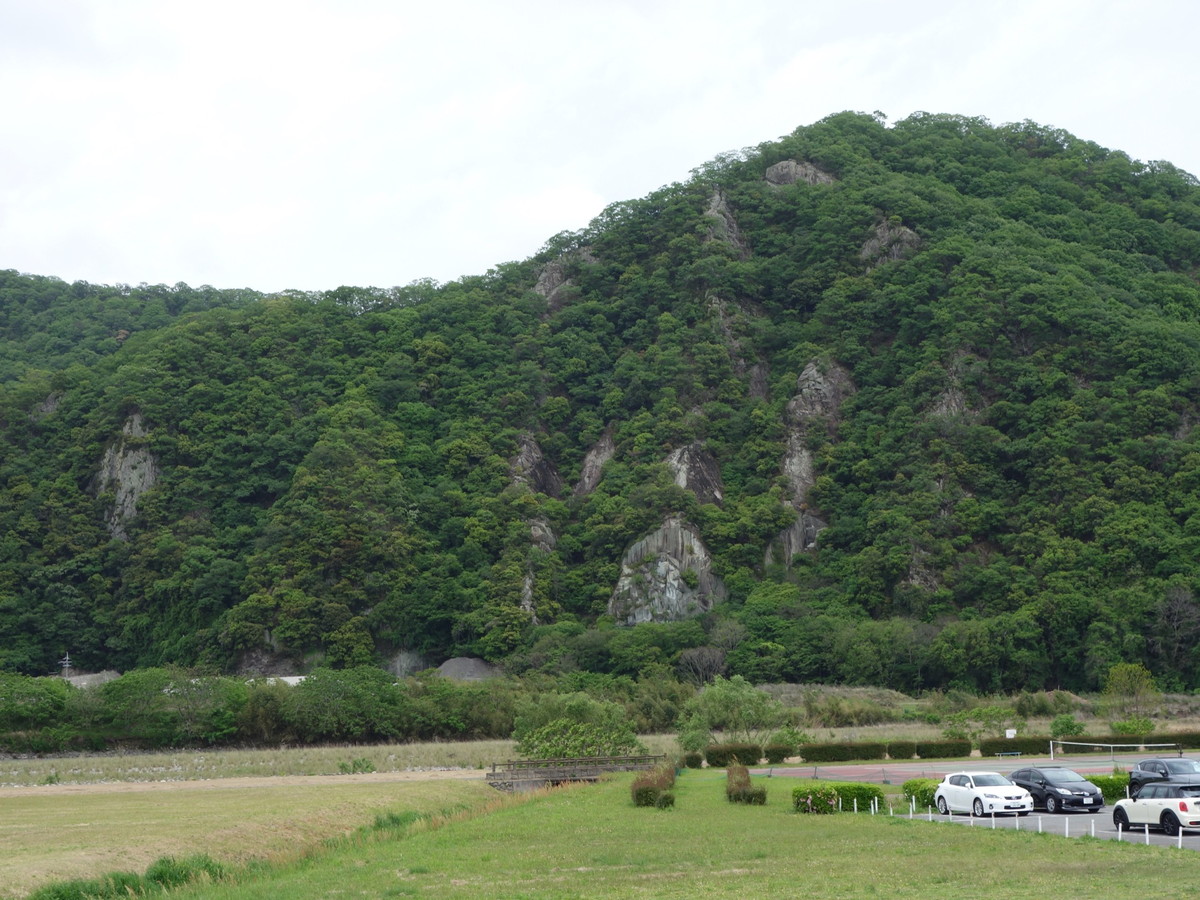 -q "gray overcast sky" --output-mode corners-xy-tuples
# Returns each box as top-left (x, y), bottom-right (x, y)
(1, 0), (1197, 293)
